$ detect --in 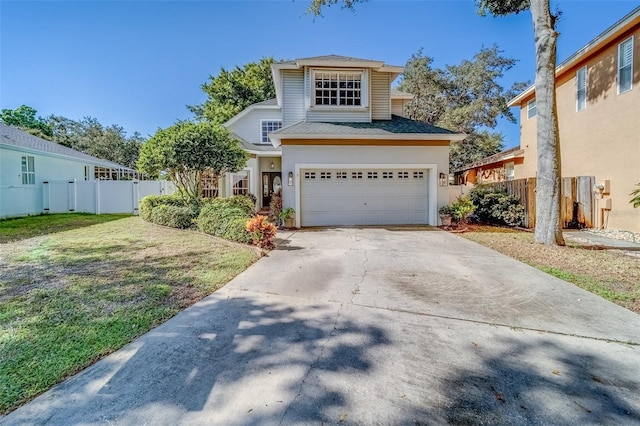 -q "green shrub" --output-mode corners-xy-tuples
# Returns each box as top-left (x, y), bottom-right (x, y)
(197, 196), (254, 243)
(469, 185), (524, 227)
(150, 204), (193, 229)
(139, 195), (184, 222)
(219, 217), (253, 244)
(449, 196), (475, 223)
